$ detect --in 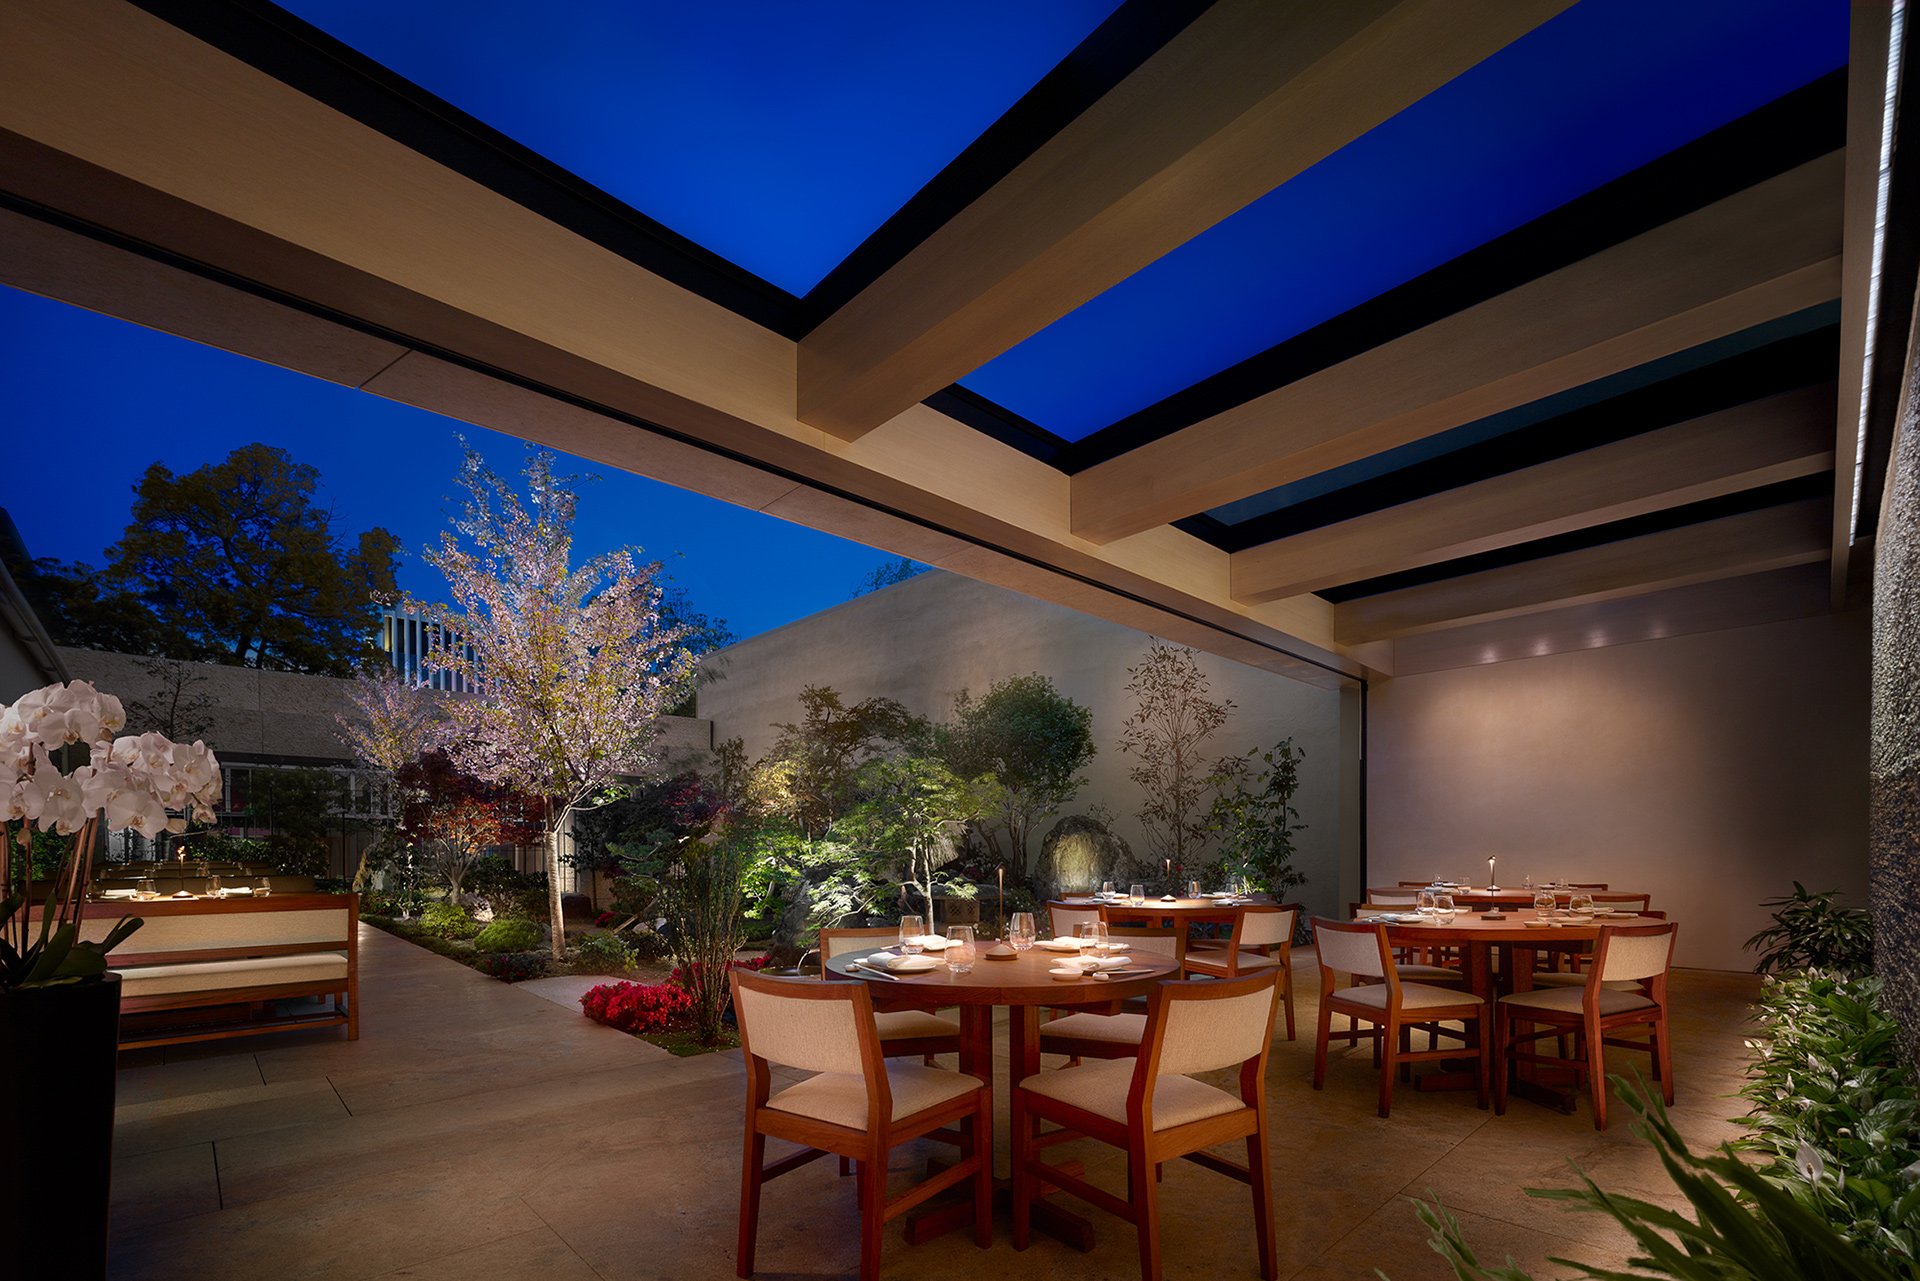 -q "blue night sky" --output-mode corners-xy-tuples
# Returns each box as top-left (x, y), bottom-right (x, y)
(0, 285), (905, 642)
